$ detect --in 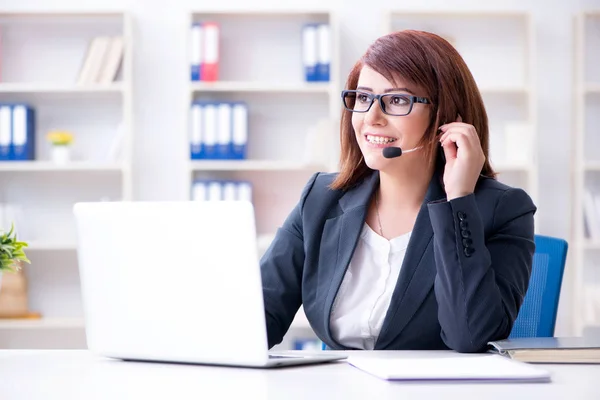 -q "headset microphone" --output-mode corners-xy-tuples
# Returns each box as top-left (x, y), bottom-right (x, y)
(382, 146), (422, 159)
